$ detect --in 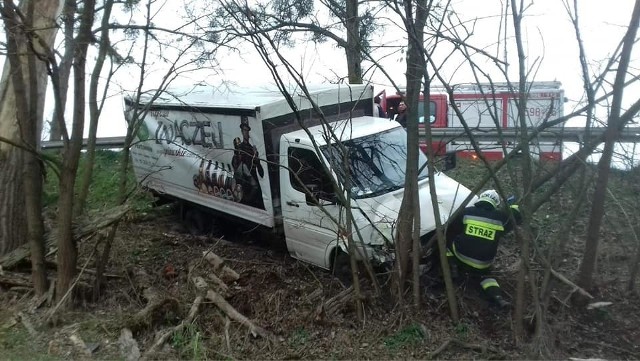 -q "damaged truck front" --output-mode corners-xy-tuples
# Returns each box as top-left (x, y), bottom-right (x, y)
(125, 84), (474, 272)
